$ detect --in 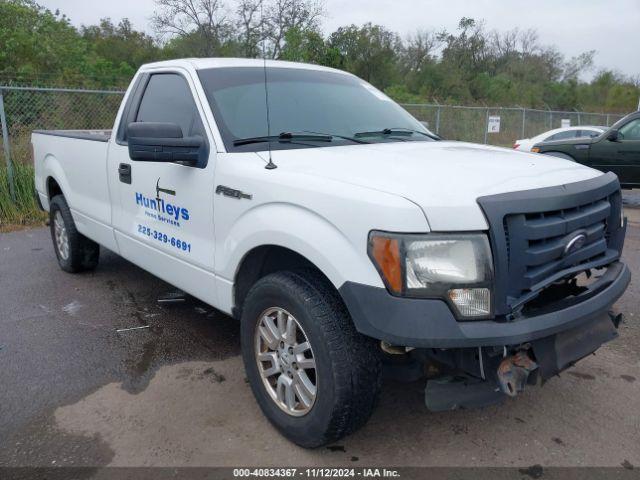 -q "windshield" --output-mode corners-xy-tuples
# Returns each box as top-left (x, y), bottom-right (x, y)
(611, 113), (640, 132)
(198, 66), (435, 152)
